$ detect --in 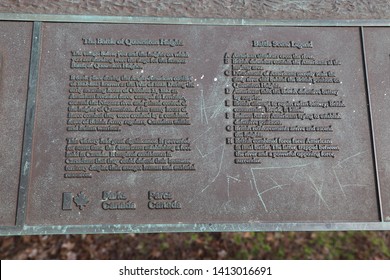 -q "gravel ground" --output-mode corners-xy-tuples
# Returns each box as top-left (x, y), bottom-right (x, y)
(1, 0), (390, 19)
